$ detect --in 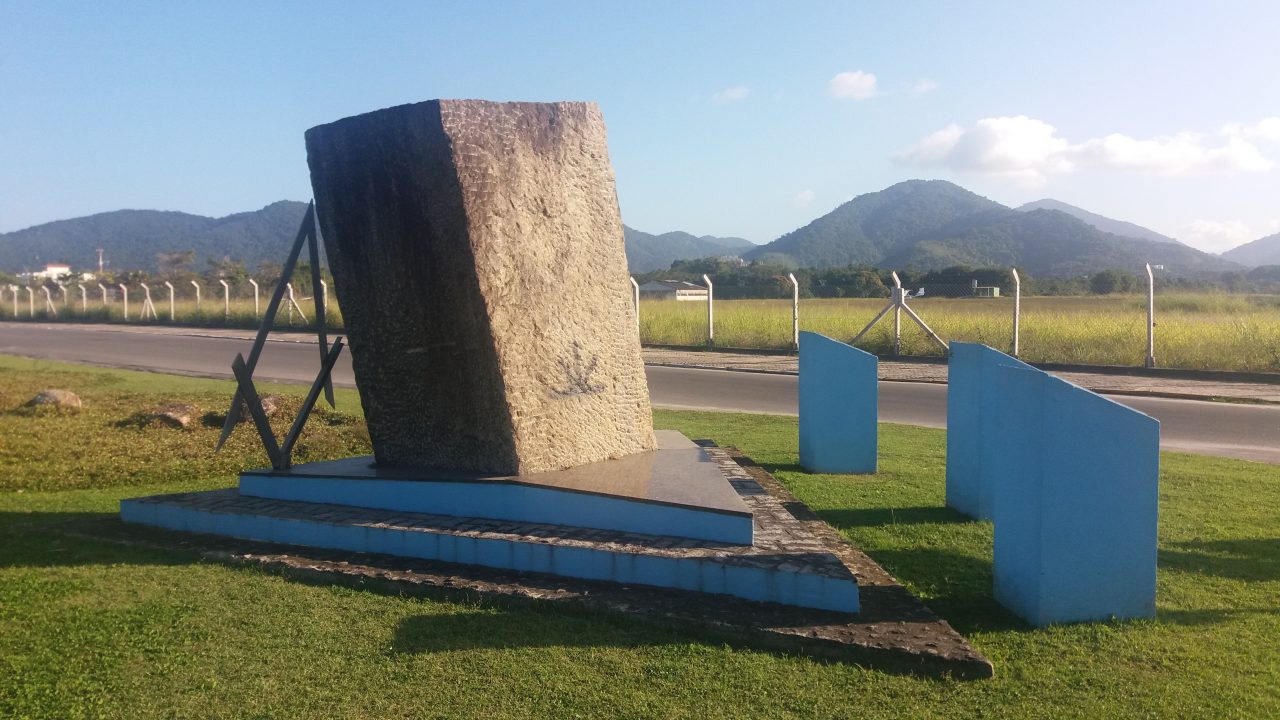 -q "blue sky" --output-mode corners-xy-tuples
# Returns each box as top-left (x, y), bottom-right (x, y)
(3, 1), (1278, 252)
